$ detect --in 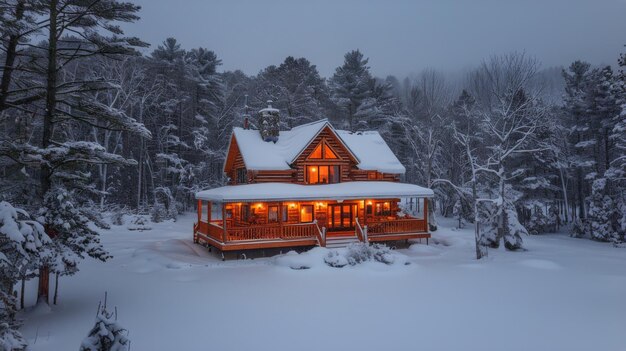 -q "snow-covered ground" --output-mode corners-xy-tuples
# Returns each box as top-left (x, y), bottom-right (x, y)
(18, 214), (626, 351)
